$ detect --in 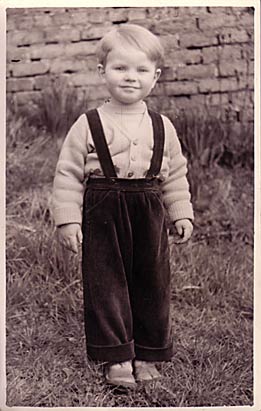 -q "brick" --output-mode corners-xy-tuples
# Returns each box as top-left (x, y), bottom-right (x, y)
(87, 9), (109, 24)
(238, 76), (254, 90)
(202, 46), (218, 63)
(160, 66), (177, 82)
(199, 78), (220, 93)
(50, 59), (87, 74)
(14, 90), (41, 106)
(34, 75), (51, 90)
(180, 32), (218, 48)
(7, 77), (34, 92)
(205, 93), (229, 106)
(6, 66), (11, 78)
(219, 44), (243, 61)
(203, 45), (244, 64)
(6, 18), (16, 31)
(173, 96), (192, 109)
(207, 7), (235, 14)
(51, 11), (74, 25)
(177, 64), (217, 80)
(241, 43), (254, 60)
(128, 8), (147, 20)
(146, 7), (174, 20)
(162, 81), (198, 96)
(107, 8), (128, 22)
(159, 35), (180, 54)
(238, 12), (254, 27)
(6, 8), (26, 16)
(44, 28), (81, 43)
(231, 90), (254, 108)
(12, 61), (49, 77)
(64, 41), (97, 57)
(30, 44), (65, 59)
(68, 10), (91, 25)
(199, 14), (237, 30)
(6, 46), (31, 63)
(29, 7), (55, 14)
(178, 7), (209, 16)
(152, 18), (197, 35)
(166, 49), (202, 66)
(70, 71), (100, 86)
(81, 25), (112, 41)
(16, 16), (35, 30)
(7, 30), (45, 46)
(249, 61), (254, 75)
(220, 78), (238, 92)
(218, 28), (250, 44)
(219, 61), (248, 77)
(33, 14), (53, 27)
